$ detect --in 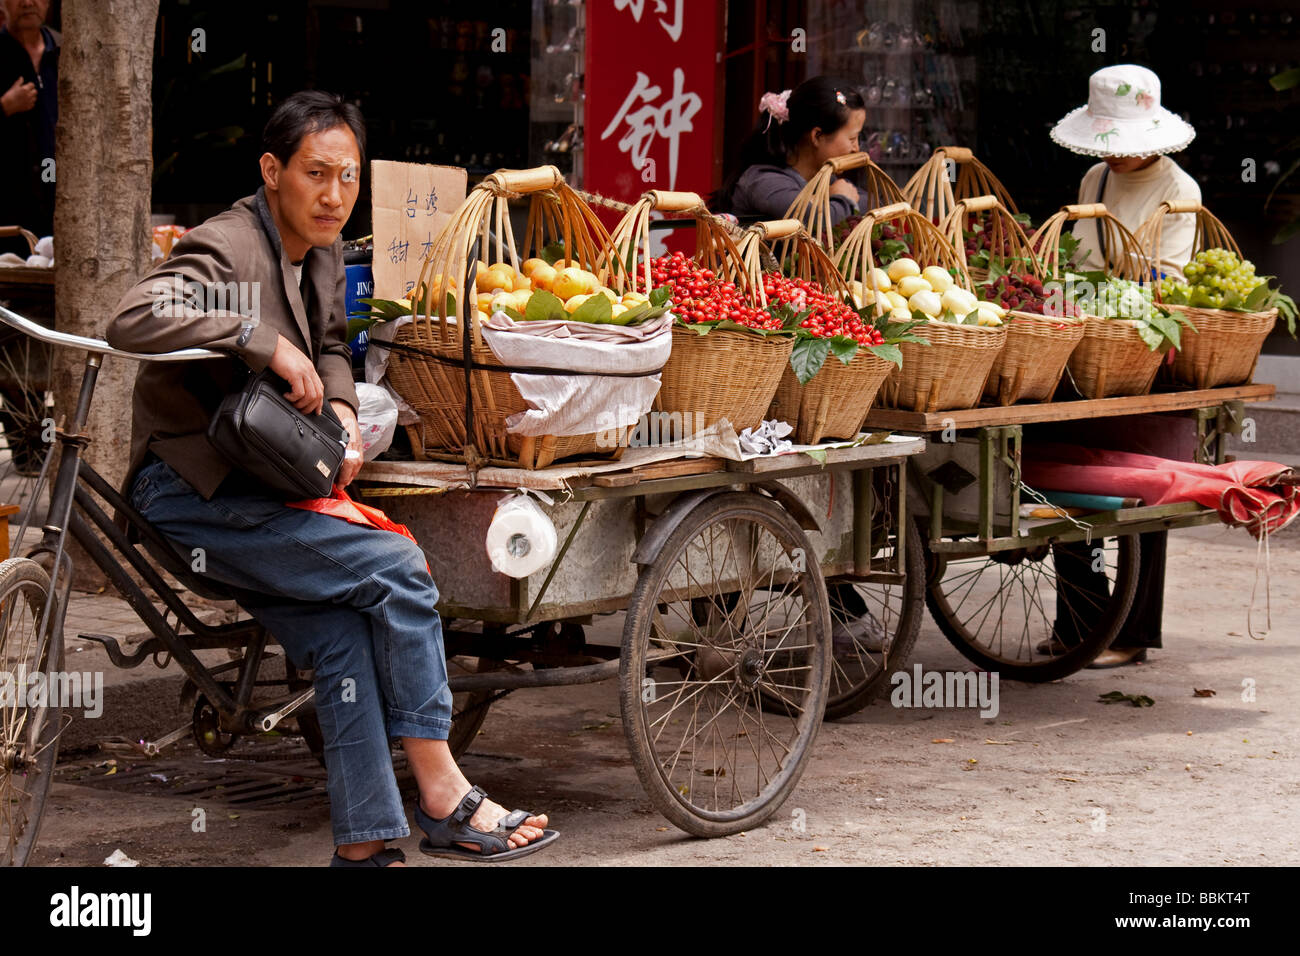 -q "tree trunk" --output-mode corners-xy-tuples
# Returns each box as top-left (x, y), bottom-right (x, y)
(53, 0), (159, 588)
